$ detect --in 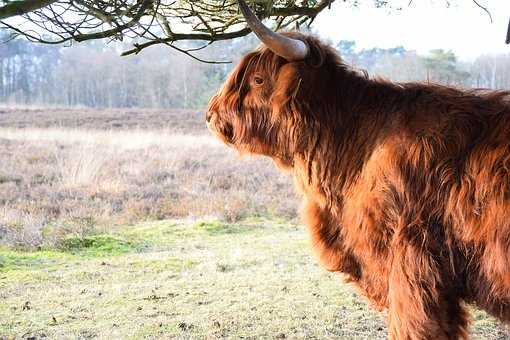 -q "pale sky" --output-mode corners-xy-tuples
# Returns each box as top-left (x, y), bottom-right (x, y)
(314, 0), (510, 60)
